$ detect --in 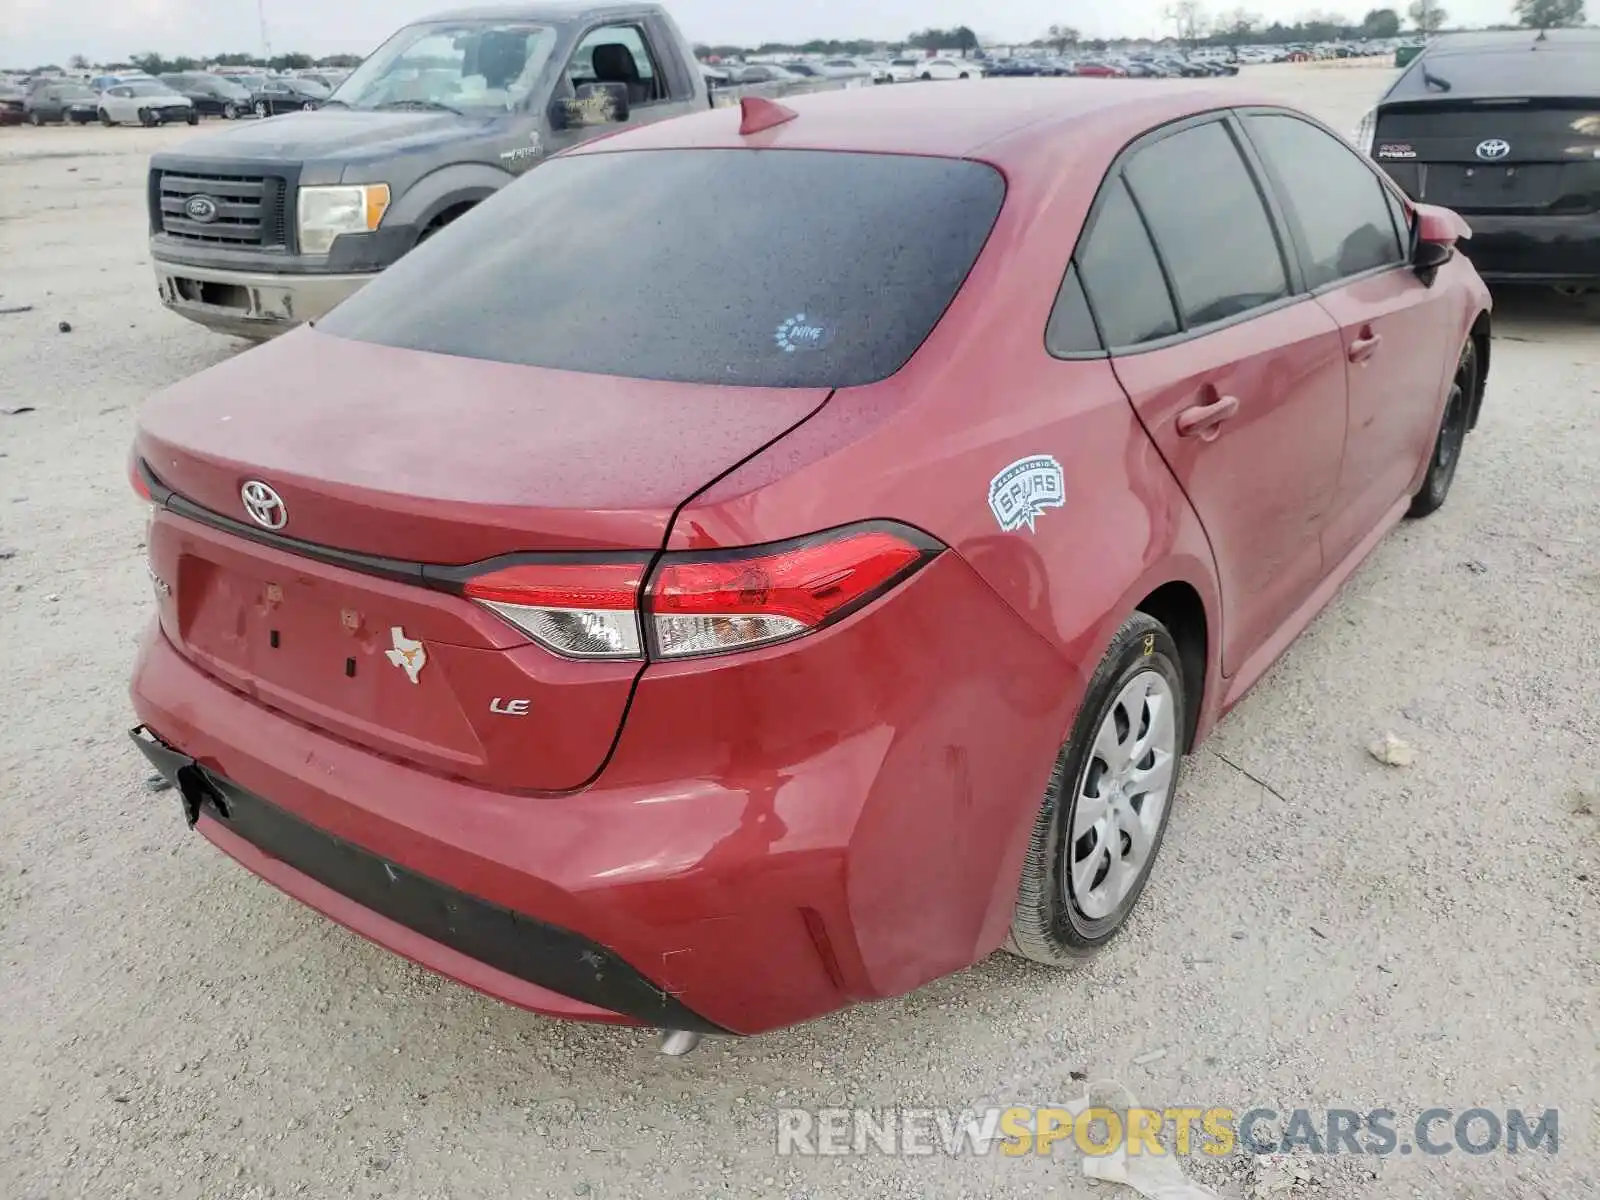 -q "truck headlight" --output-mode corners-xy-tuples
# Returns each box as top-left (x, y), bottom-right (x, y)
(296, 184), (390, 256)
